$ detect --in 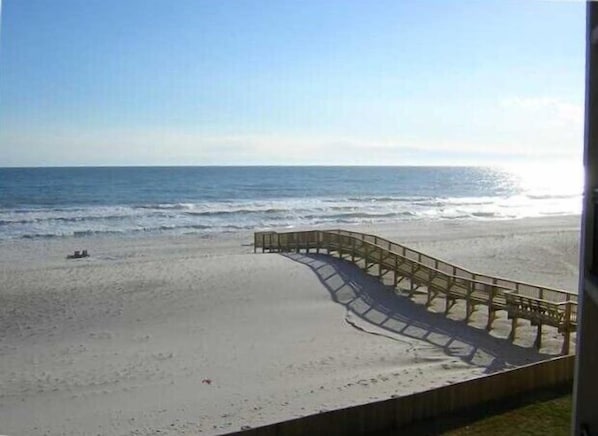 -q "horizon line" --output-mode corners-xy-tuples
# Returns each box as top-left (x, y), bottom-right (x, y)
(0, 163), (578, 170)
